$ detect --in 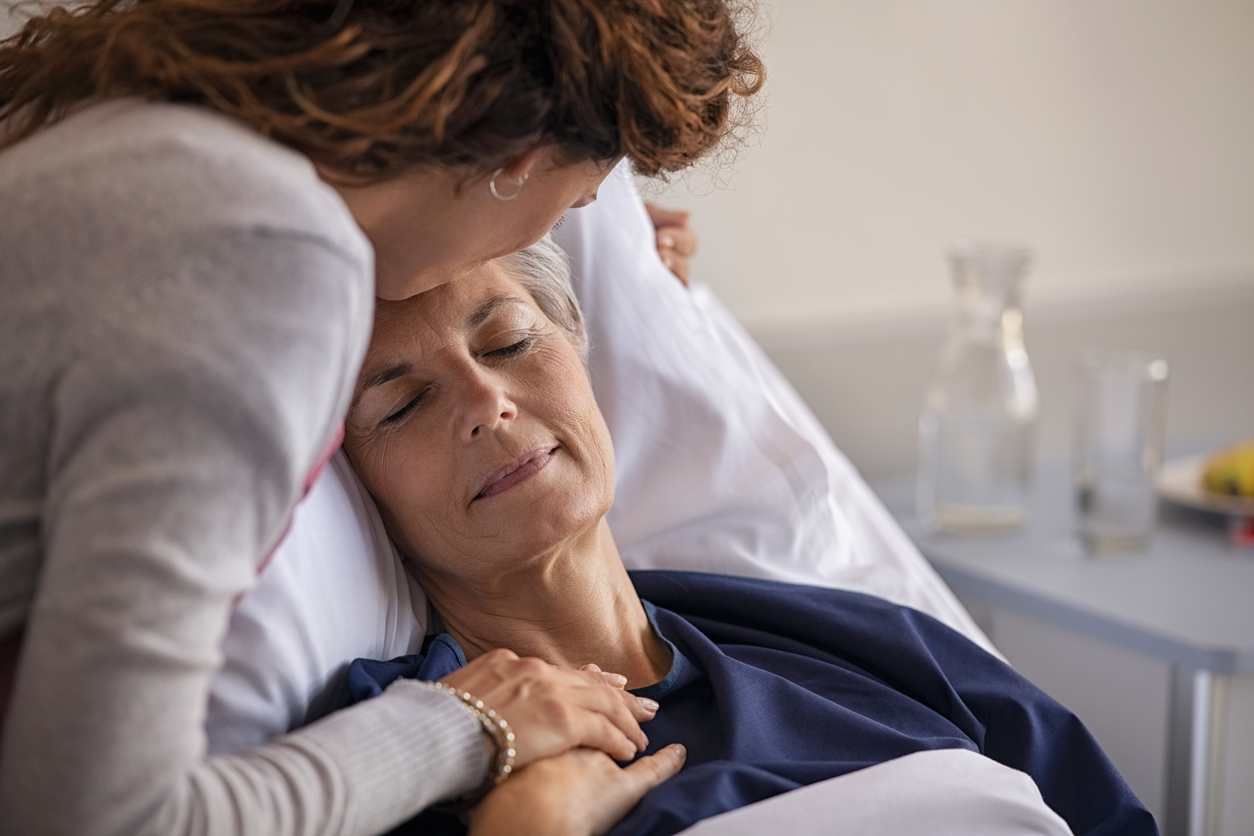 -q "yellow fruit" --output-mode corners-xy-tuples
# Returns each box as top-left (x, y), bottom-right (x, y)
(1202, 441), (1254, 497)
